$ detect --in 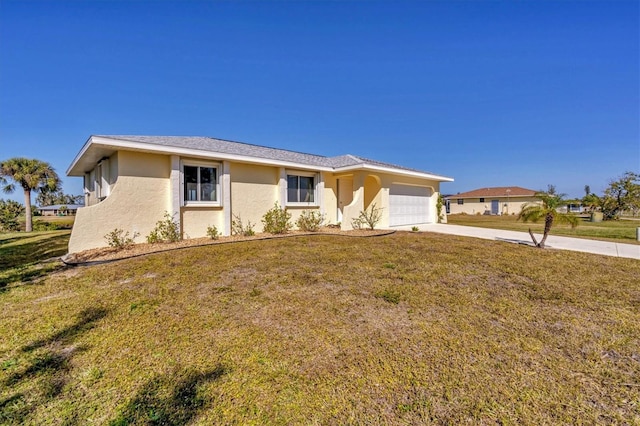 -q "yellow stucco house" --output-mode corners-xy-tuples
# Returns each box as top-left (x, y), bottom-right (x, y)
(446, 186), (539, 216)
(66, 135), (453, 253)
